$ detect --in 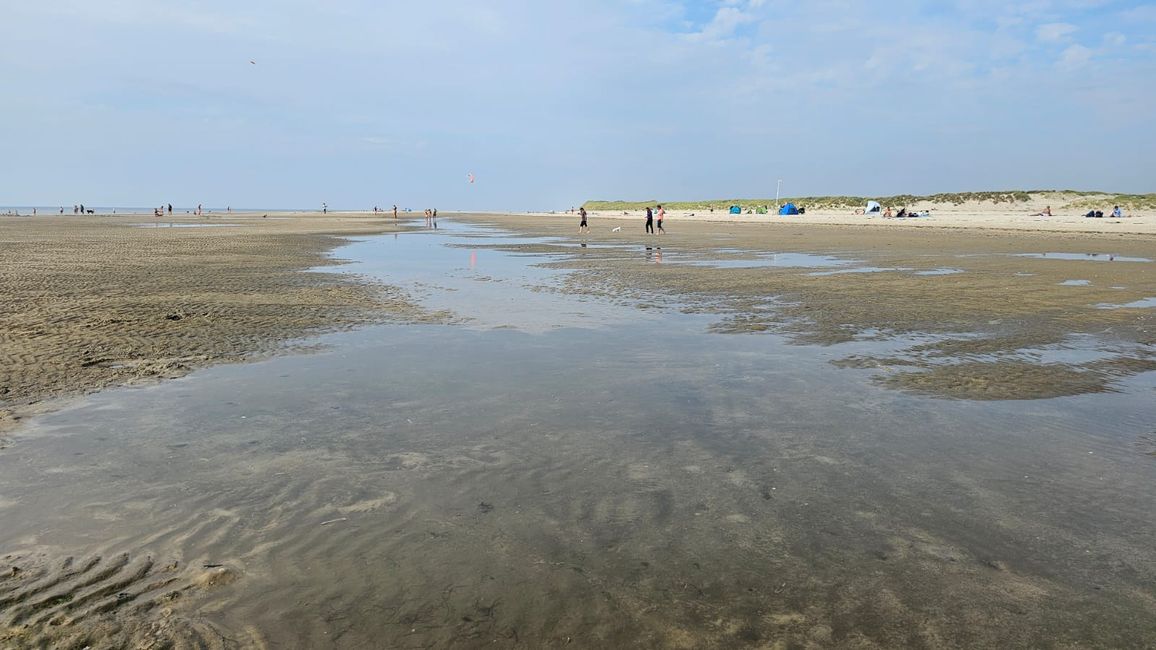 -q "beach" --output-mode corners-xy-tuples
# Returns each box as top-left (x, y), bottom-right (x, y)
(1, 209), (1154, 648)
(563, 191), (1156, 235)
(0, 212), (445, 439)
